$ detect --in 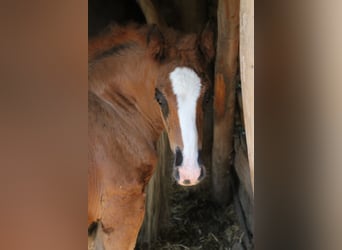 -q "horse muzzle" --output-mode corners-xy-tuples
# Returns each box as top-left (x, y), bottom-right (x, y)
(172, 148), (206, 186)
